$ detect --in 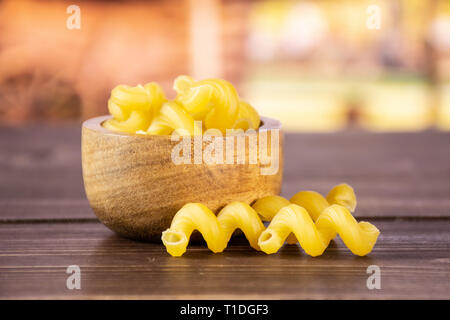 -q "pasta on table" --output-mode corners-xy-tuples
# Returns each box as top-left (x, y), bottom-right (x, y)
(161, 184), (380, 257)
